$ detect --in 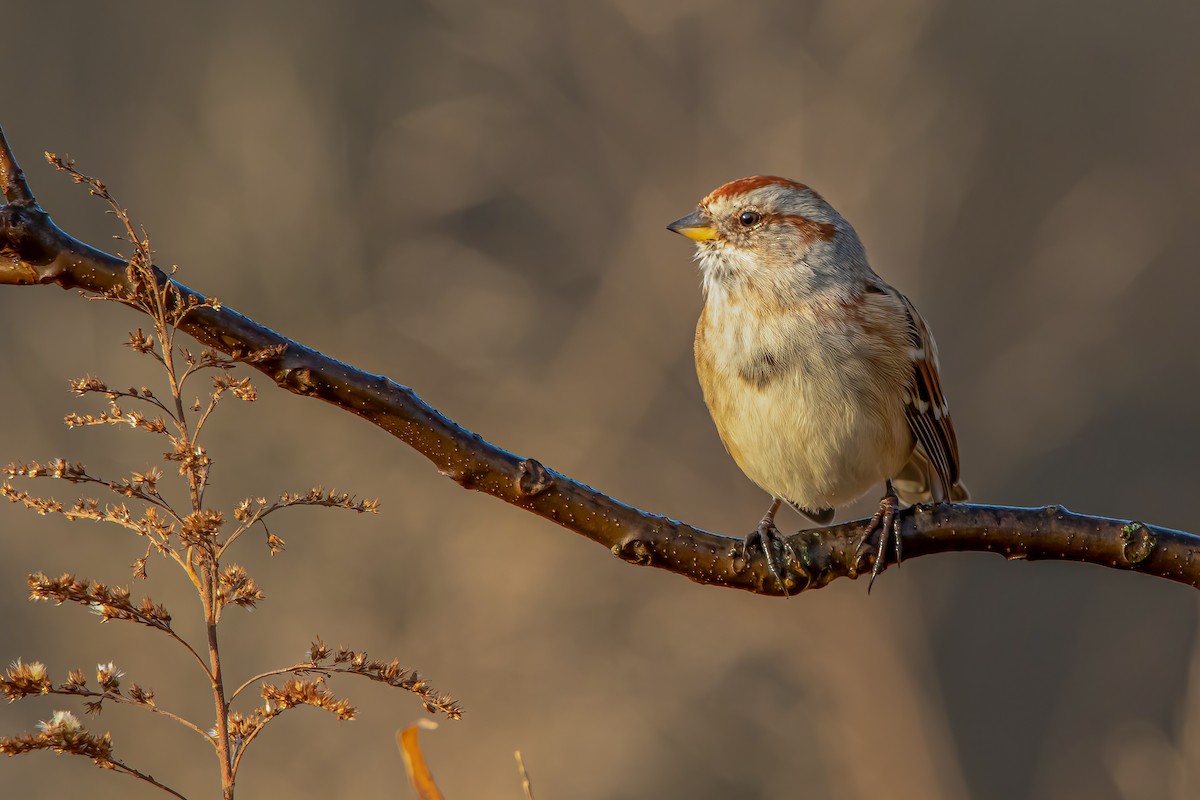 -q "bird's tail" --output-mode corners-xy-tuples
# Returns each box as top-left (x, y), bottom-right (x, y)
(893, 447), (969, 505)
